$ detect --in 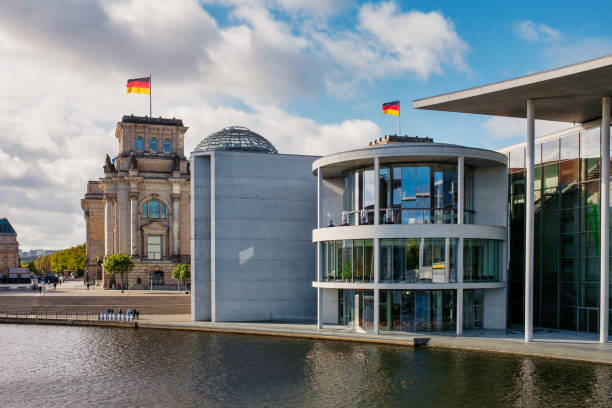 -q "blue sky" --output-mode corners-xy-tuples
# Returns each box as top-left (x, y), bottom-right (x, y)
(0, 0), (611, 248)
